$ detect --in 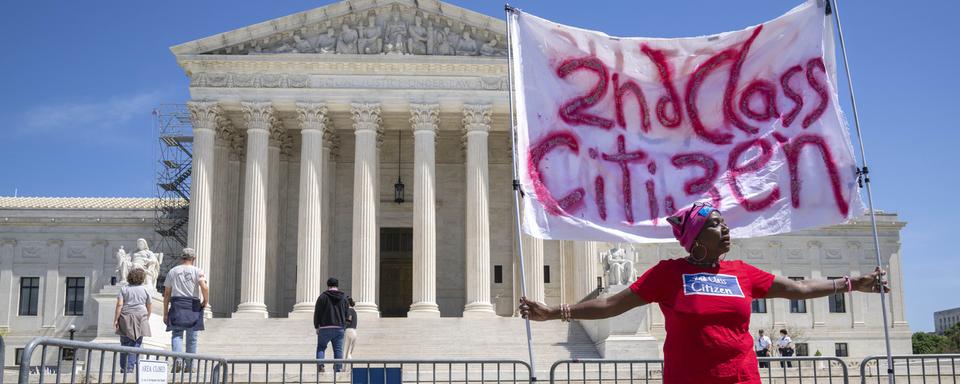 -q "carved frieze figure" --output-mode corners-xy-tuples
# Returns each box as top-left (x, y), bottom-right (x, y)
(456, 29), (479, 56)
(358, 13), (383, 54)
(444, 24), (460, 55)
(480, 37), (503, 56)
(316, 27), (337, 54)
(435, 26), (453, 55)
(293, 34), (314, 53)
(602, 246), (636, 286)
(426, 18), (436, 54)
(384, 6), (407, 54)
(407, 15), (429, 55)
(337, 22), (360, 54)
